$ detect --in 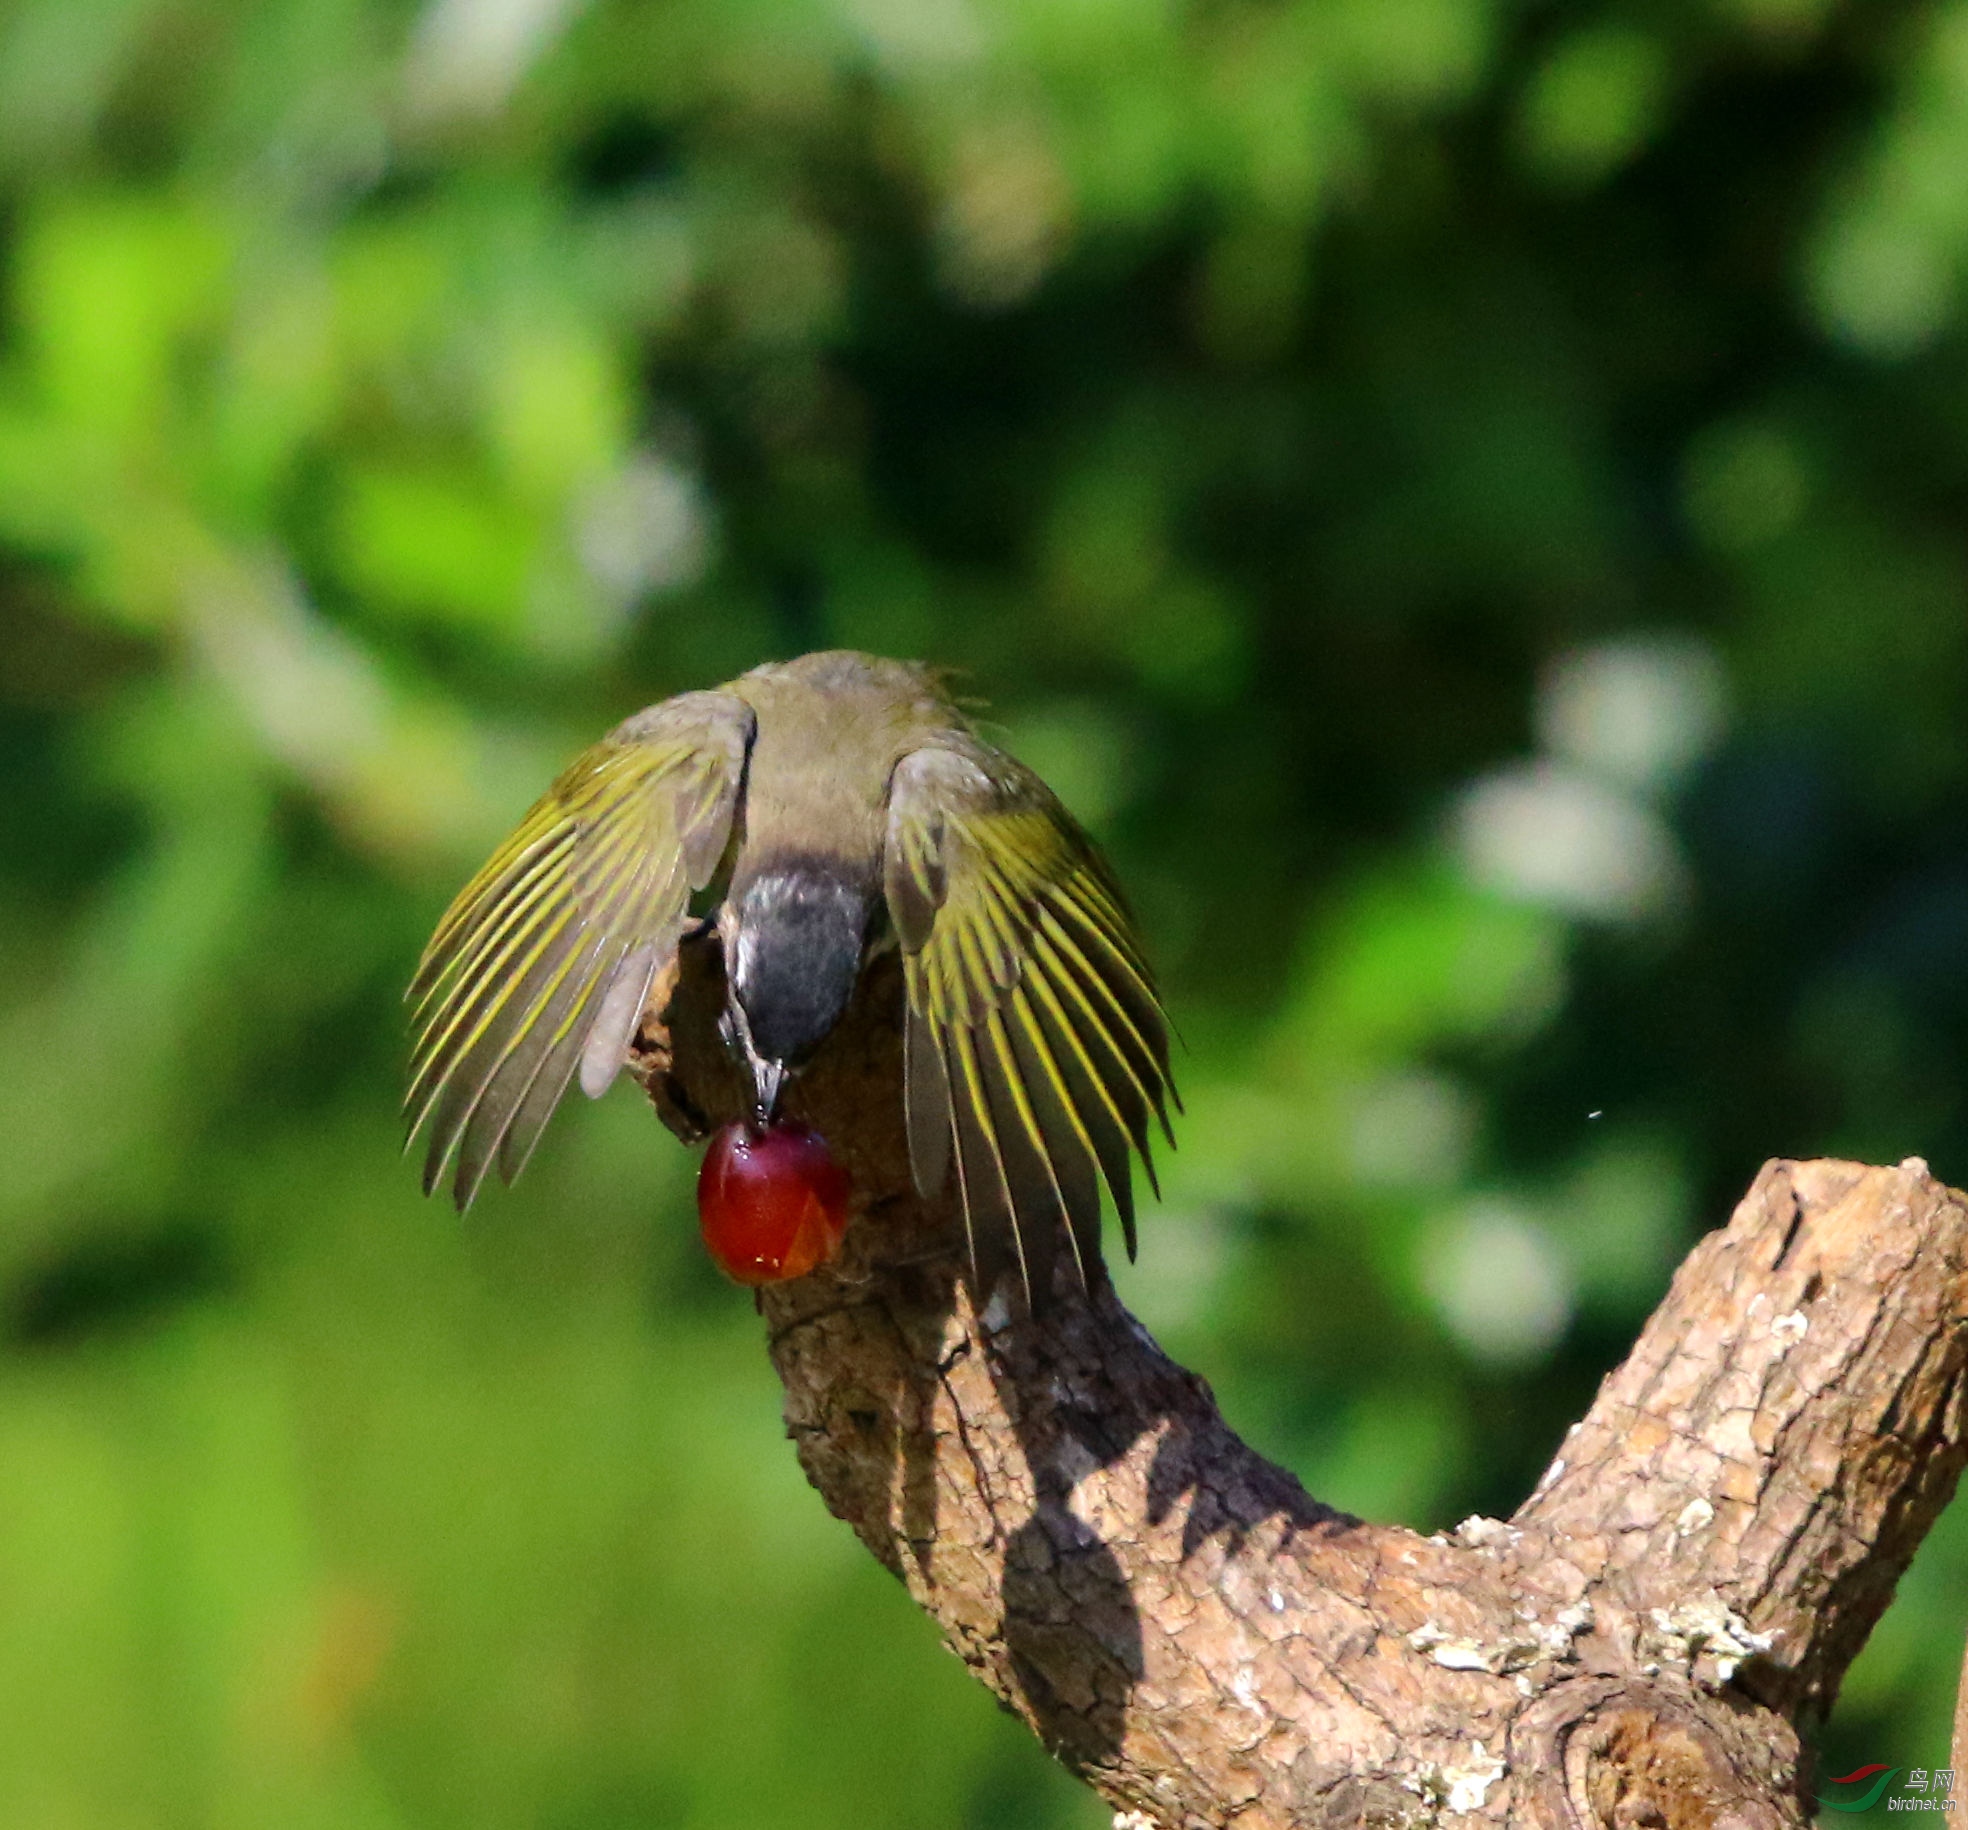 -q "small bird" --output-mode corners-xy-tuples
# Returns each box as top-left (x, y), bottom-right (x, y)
(405, 650), (1175, 1299)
